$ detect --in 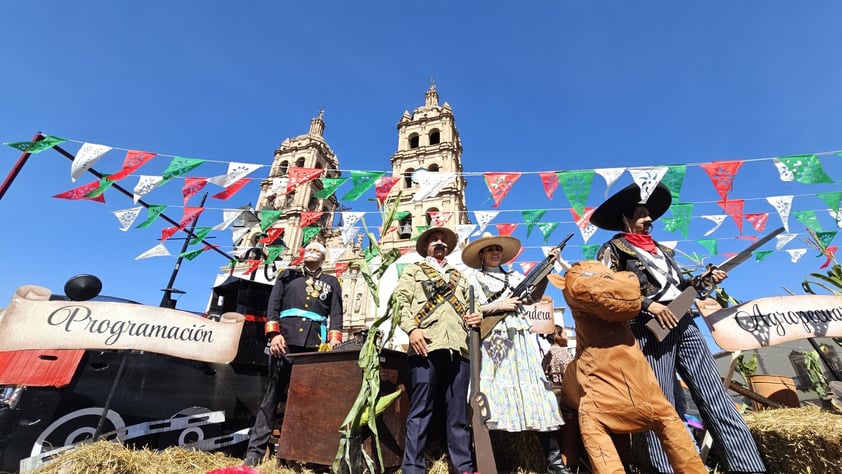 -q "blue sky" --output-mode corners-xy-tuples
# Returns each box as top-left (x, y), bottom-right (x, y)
(3, 2), (842, 351)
